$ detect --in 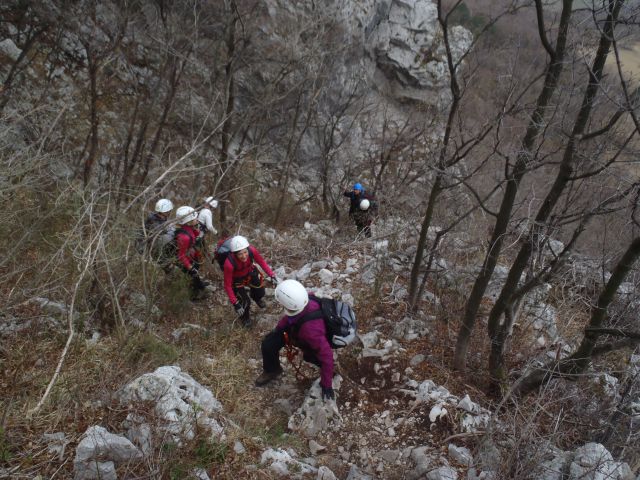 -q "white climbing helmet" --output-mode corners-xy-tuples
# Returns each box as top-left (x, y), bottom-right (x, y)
(204, 196), (219, 209)
(359, 199), (370, 211)
(230, 235), (250, 252)
(155, 198), (174, 213)
(175, 206), (197, 224)
(275, 279), (309, 316)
